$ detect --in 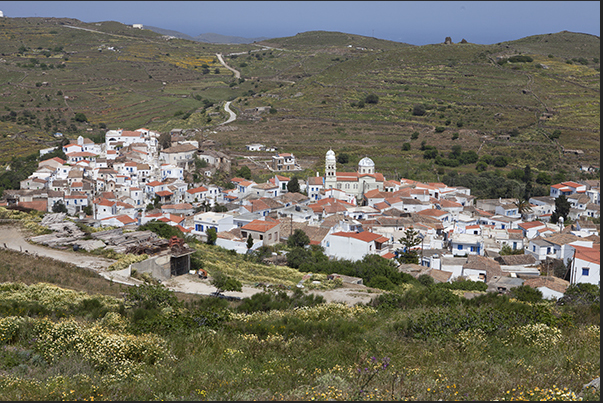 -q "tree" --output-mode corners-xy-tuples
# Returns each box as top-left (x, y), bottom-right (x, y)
(52, 200), (68, 213)
(206, 227), (217, 245)
(158, 132), (171, 150)
(551, 194), (571, 224)
(423, 148), (438, 159)
(397, 227), (422, 264)
(513, 198), (532, 219)
(246, 233), (254, 251)
(236, 165), (252, 180)
(210, 271), (242, 295)
(536, 172), (552, 185)
(492, 155), (508, 167)
(336, 153), (350, 164)
(287, 177), (300, 193)
(450, 145), (462, 159)
(74, 112), (88, 122)
(287, 229), (310, 248)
